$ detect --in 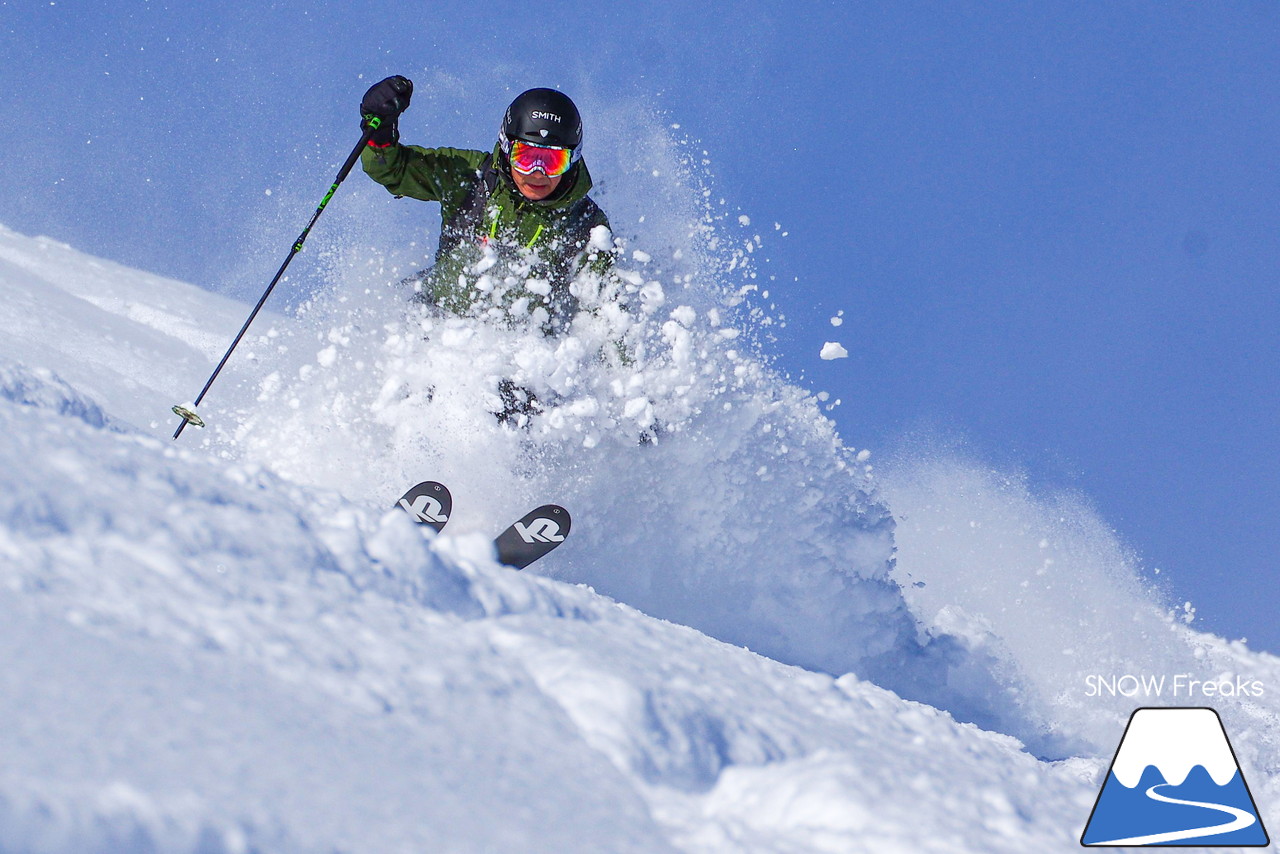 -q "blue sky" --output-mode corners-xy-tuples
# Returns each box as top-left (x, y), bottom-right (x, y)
(2, 1), (1277, 652)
